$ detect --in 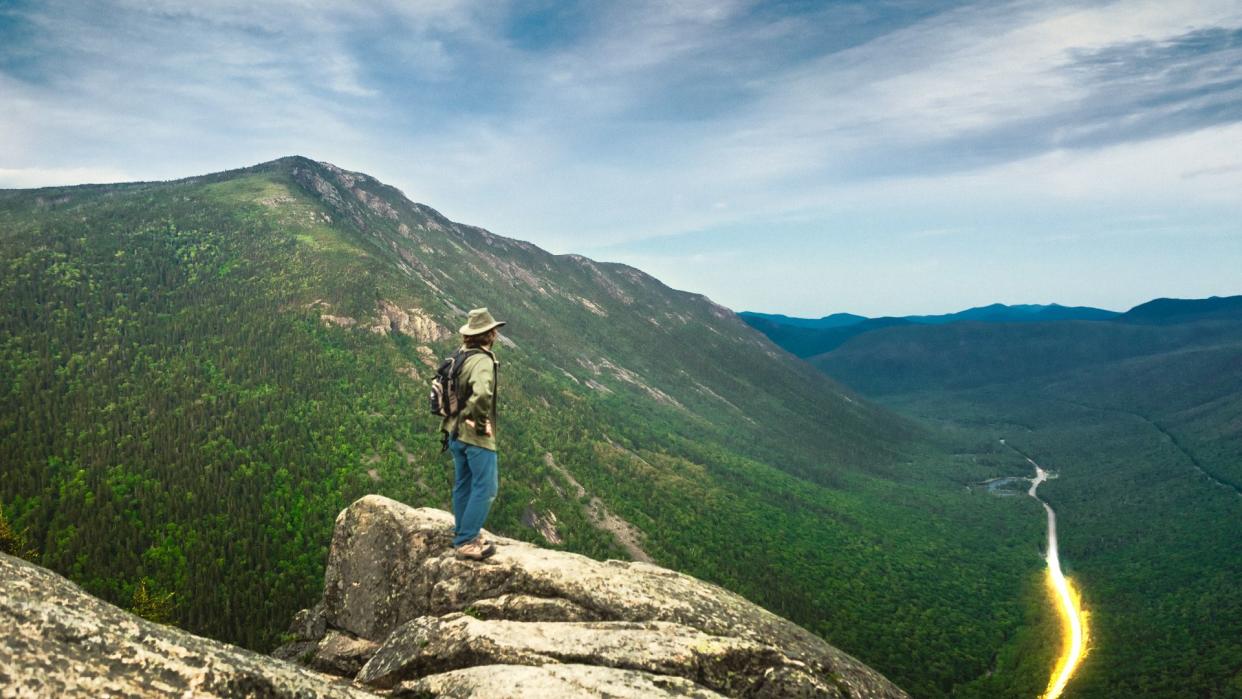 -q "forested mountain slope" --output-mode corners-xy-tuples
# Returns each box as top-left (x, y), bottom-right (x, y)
(0, 157), (1043, 697)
